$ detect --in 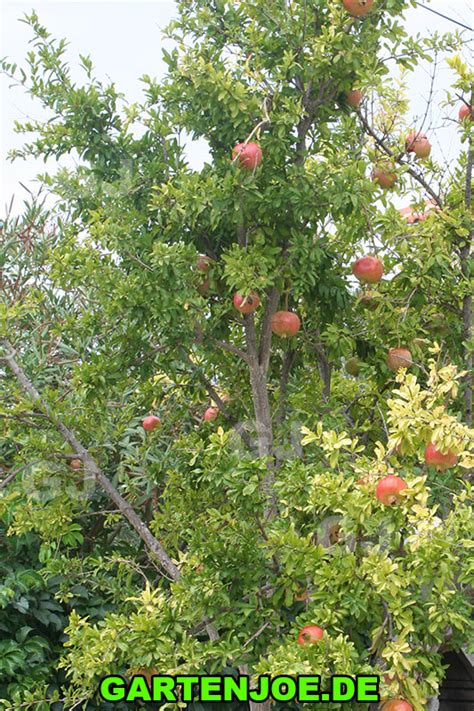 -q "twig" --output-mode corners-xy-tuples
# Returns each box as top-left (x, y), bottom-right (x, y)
(242, 620), (271, 648)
